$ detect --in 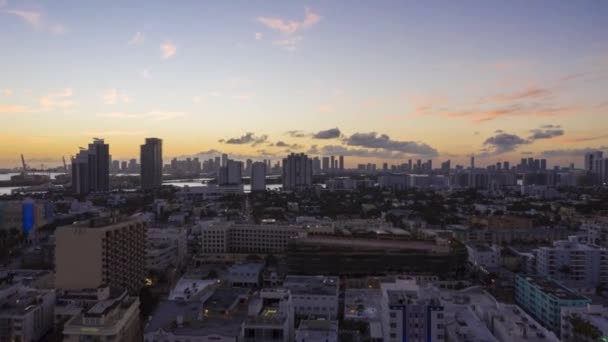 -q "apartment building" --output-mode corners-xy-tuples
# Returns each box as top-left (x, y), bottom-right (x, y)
(0, 285), (55, 342)
(55, 216), (147, 294)
(200, 222), (306, 254)
(283, 275), (339, 320)
(242, 289), (295, 342)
